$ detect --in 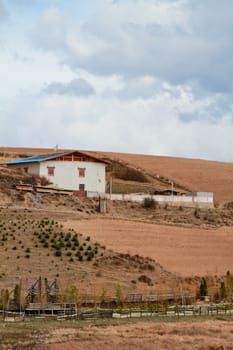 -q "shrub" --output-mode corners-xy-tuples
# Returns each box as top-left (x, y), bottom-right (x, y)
(138, 274), (153, 286)
(142, 197), (158, 209)
(87, 252), (94, 261)
(55, 250), (62, 257)
(65, 233), (71, 241)
(223, 202), (233, 210)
